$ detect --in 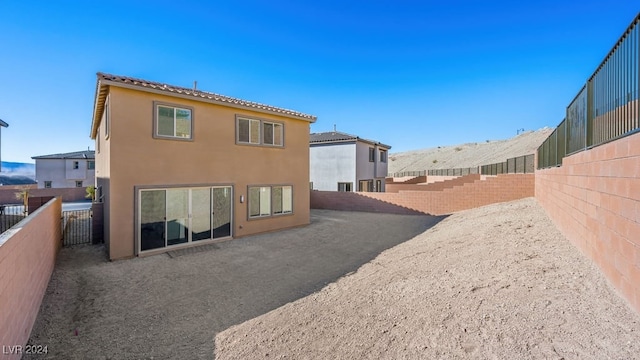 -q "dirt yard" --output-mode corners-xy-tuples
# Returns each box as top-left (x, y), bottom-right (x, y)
(25, 199), (640, 359)
(25, 210), (439, 359)
(215, 198), (640, 359)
